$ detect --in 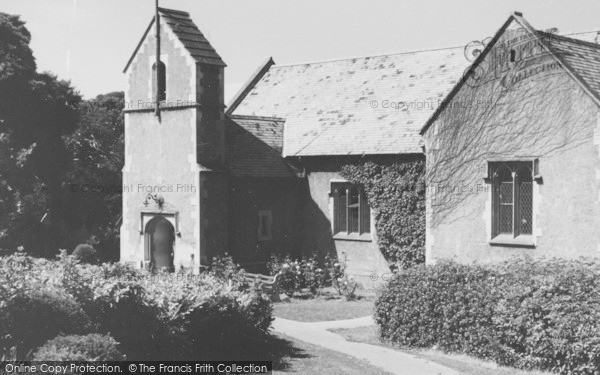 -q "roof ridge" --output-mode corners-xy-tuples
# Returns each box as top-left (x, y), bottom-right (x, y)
(227, 58), (275, 114)
(157, 7), (190, 16)
(537, 30), (600, 50)
(272, 30), (600, 70)
(273, 44), (466, 68)
(563, 30), (600, 37)
(228, 114), (285, 122)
